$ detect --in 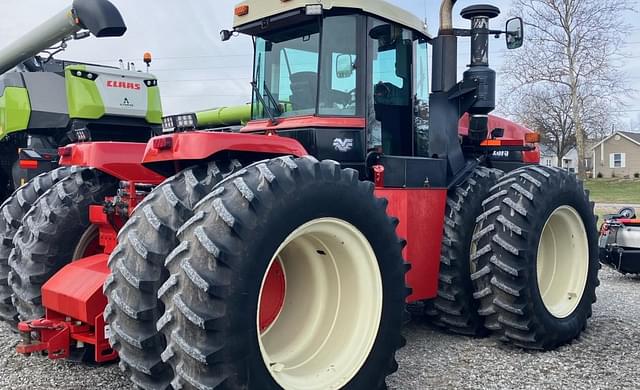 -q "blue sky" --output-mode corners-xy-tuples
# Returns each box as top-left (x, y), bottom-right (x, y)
(1, 0), (639, 127)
